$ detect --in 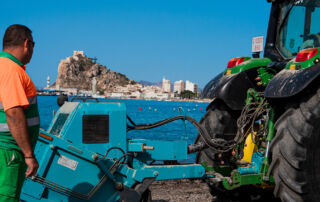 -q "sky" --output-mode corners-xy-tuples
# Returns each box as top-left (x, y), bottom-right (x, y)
(0, 0), (271, 89)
